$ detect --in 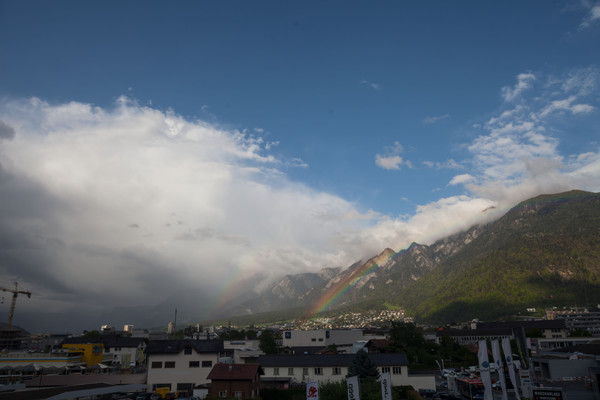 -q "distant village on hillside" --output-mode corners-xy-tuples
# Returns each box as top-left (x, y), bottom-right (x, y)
(1, 304), (600, 399)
